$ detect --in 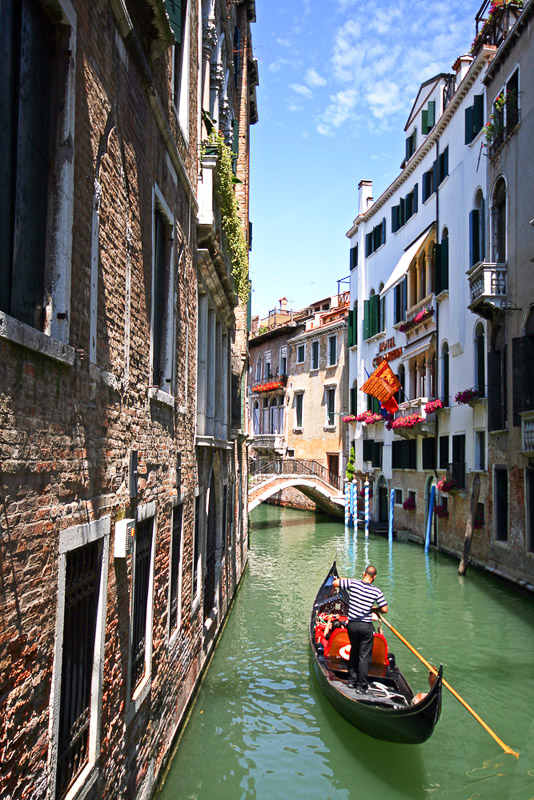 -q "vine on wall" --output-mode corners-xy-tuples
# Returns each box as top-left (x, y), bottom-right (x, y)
(205, 131), (251, 304)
